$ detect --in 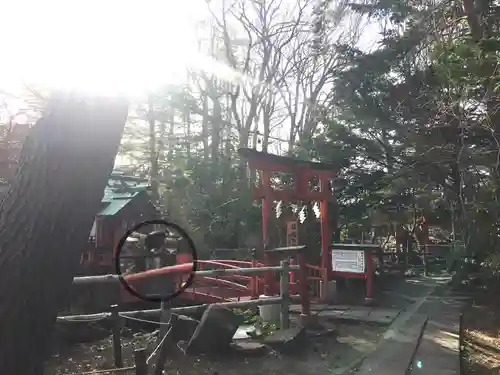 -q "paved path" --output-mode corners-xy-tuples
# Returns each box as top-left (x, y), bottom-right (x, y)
(409, 288), (466, 375)
(354, 275), (465, 375)
(289, 304), (403, 325)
